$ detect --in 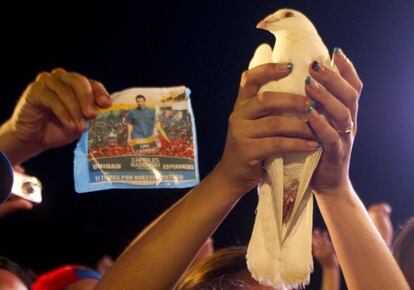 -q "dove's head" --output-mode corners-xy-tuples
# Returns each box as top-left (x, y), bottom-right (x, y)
(256, 9), (318, 36)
